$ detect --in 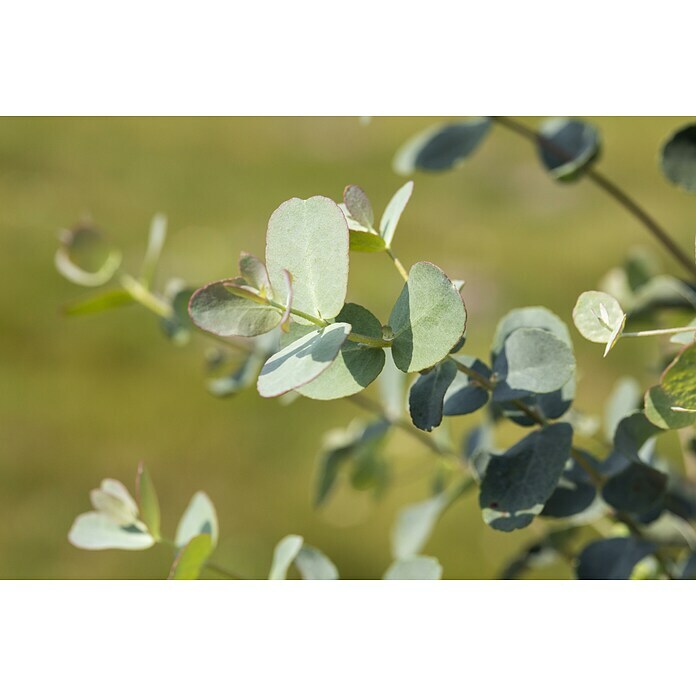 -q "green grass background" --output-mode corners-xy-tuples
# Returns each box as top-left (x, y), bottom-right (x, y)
(0, 116), (693, 579)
